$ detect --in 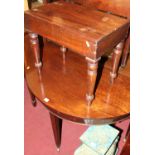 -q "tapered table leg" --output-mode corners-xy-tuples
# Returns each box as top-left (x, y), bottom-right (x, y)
(121, 33), (130, 67)
(49, 113), (62, 151)
(85, 57), (101, 106)
(29, 32), (42, 68)
(110, 41), (124, 84)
